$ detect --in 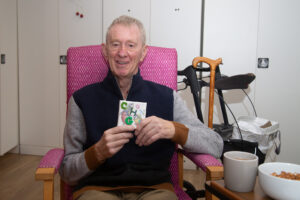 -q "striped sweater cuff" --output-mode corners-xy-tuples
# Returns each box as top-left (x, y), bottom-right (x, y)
(84, 145), (105, 170)
(171, 122), (188, 146)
